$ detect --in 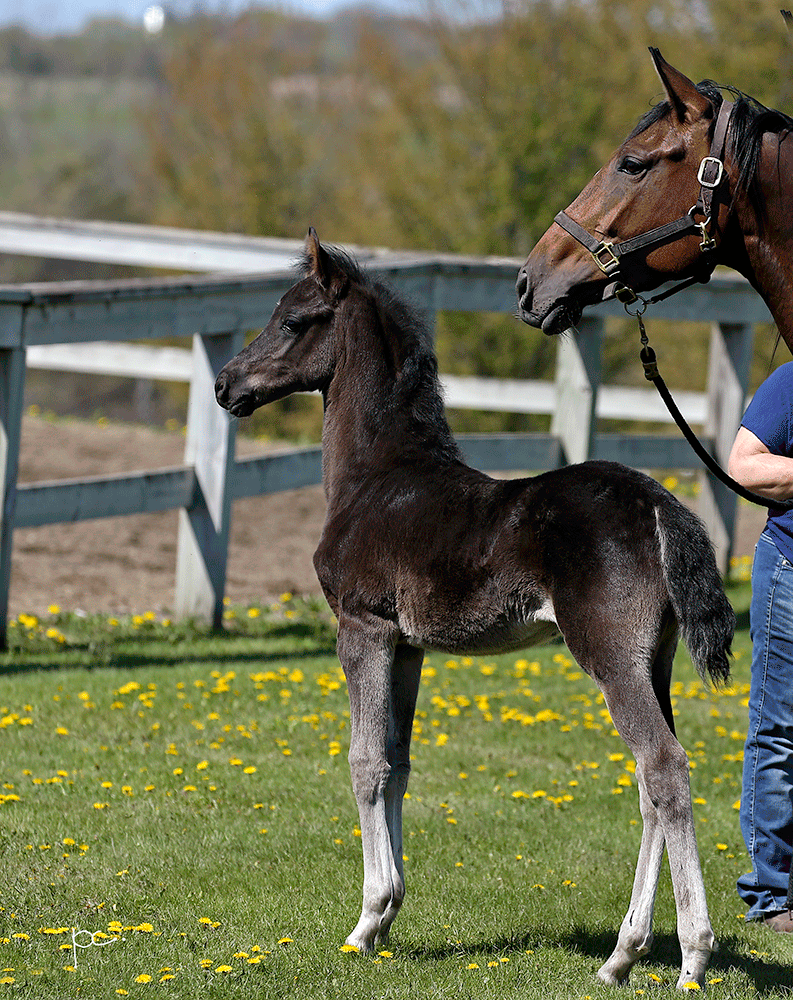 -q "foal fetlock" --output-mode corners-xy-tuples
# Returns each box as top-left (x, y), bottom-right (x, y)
(675, 925), (716, 990)
(597, 929), (654, 987)
(347, 884), (404, 953)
